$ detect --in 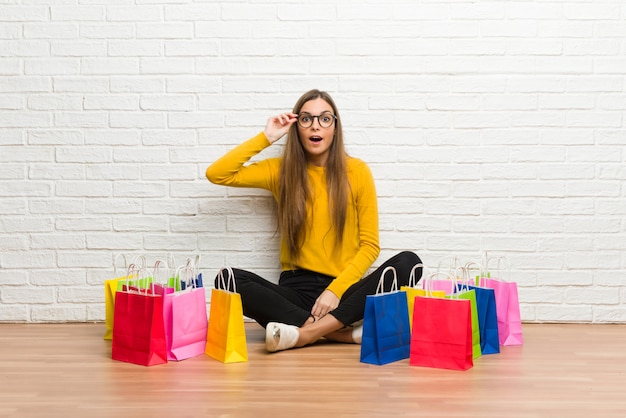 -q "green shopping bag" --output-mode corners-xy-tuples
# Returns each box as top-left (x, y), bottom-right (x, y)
(454, 287), (482, 359)
(447, 265), (482, 359)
